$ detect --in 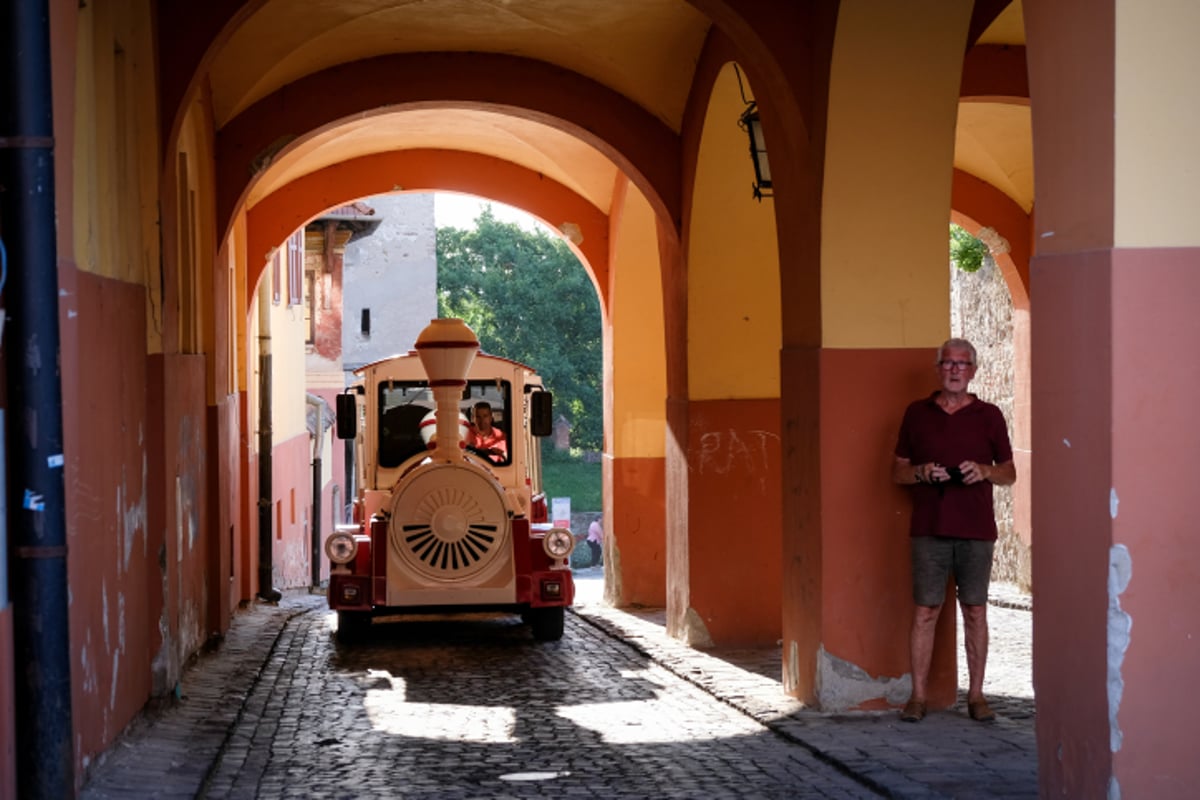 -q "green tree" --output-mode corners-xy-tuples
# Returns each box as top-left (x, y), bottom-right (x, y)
(950, 224), (988, 273)
(437, 207), (603, 450)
